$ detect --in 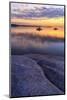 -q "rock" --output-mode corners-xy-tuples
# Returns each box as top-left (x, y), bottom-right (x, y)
(10, 55), (63, 97)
